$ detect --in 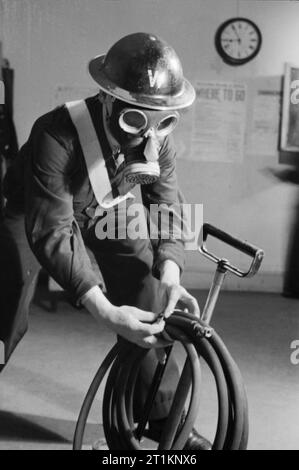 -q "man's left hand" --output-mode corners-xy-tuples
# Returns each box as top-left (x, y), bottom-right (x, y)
(158, 259), (200, 319)
(159, 281), (200, 319)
